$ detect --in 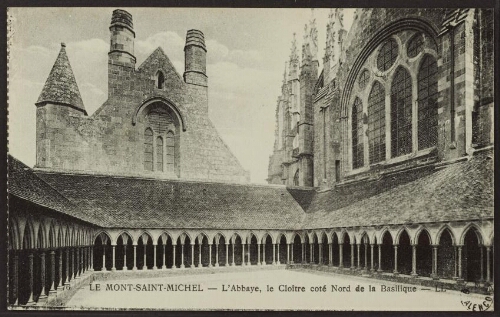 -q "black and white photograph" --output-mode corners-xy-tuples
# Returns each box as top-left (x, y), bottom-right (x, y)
(6, 6), (495, 311)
